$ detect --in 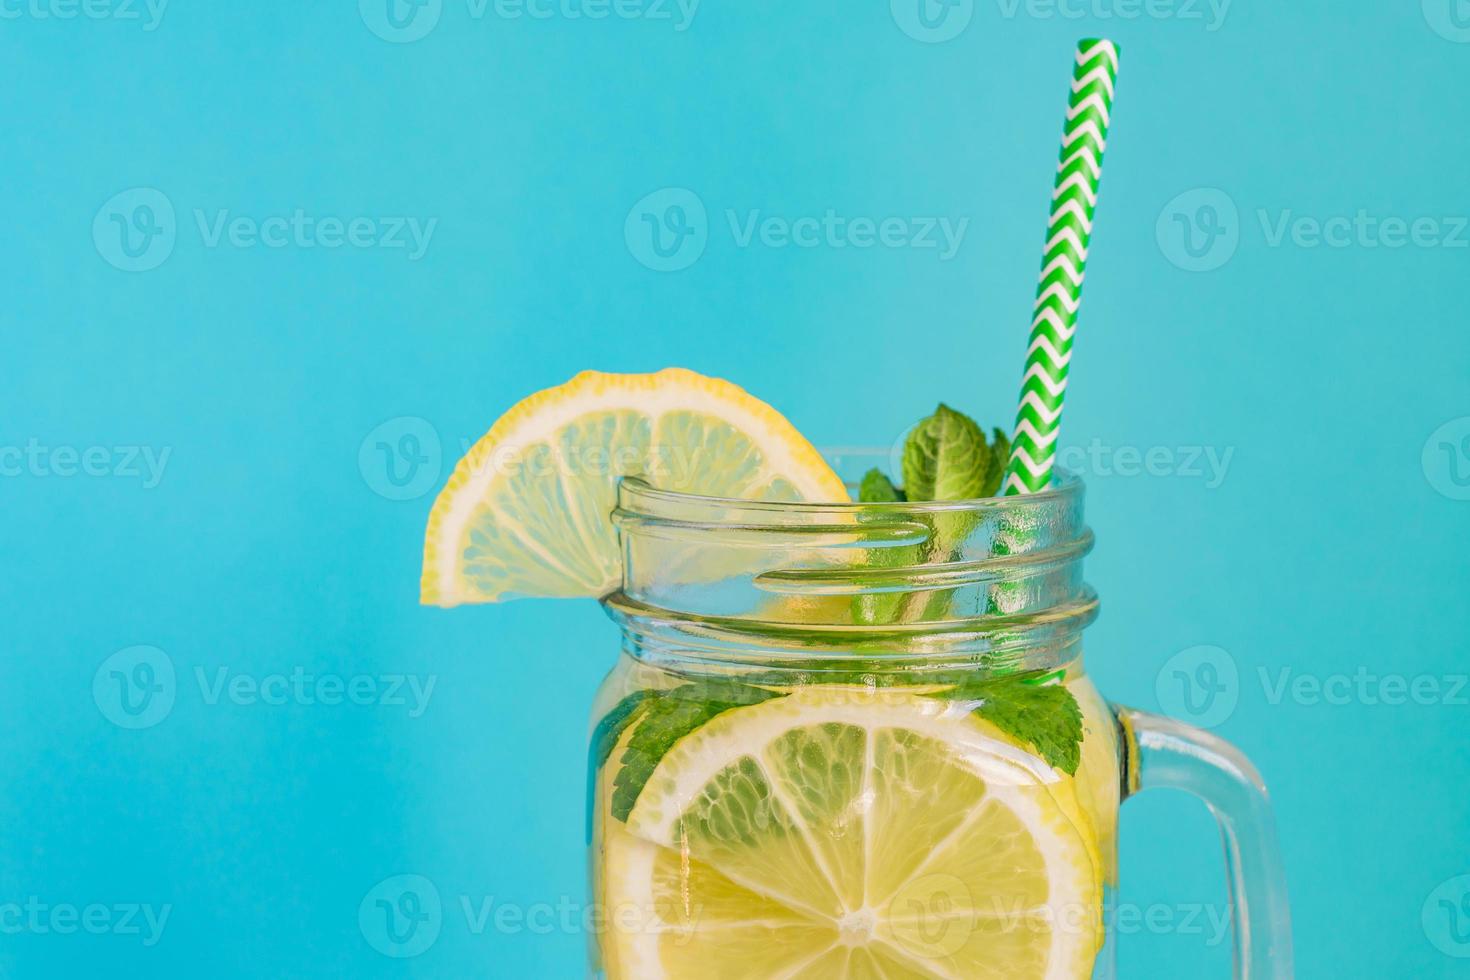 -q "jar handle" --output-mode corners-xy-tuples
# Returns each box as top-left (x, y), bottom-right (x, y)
(1113, 707), (1295, 978)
